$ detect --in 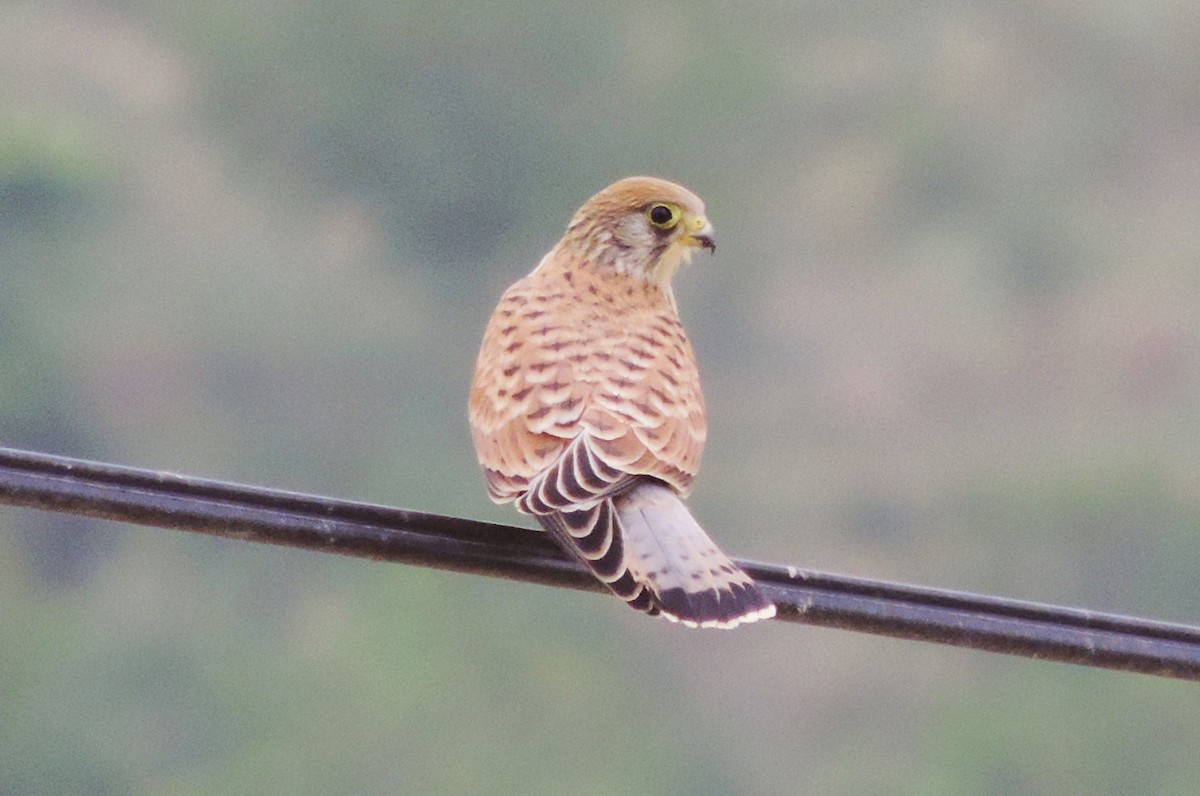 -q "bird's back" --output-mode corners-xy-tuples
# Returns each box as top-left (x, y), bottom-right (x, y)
(469, 247), (707, 507)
